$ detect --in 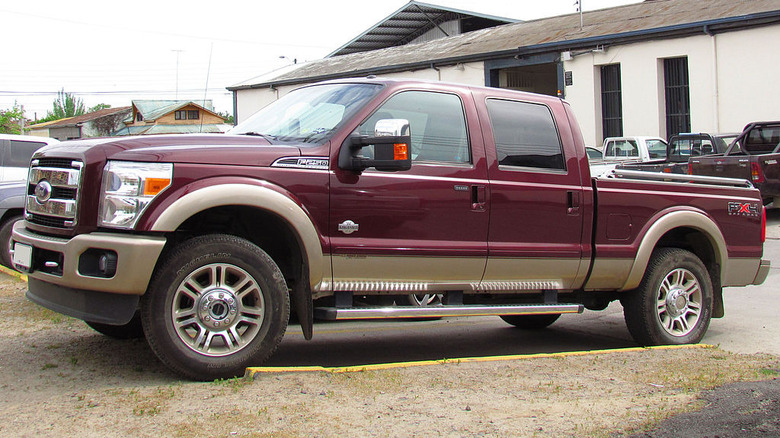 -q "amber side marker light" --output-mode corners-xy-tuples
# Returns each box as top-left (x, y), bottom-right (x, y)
(394, 143), (409, 161)
(144, 178), (171, 196)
